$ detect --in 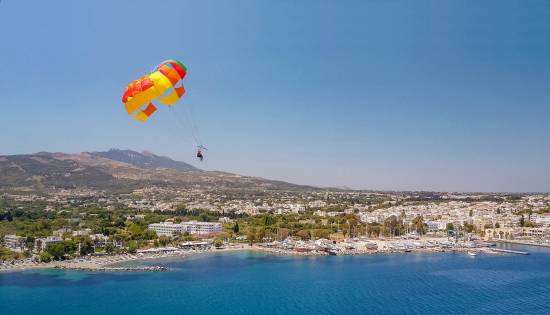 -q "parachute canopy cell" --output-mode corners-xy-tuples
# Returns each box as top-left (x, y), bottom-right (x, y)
(122, 59), (187, 122)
